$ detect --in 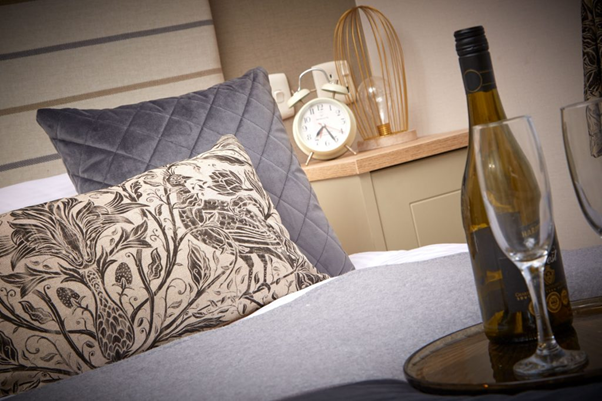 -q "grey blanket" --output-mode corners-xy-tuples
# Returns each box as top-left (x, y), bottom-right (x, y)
(12, 247), (602, 400)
